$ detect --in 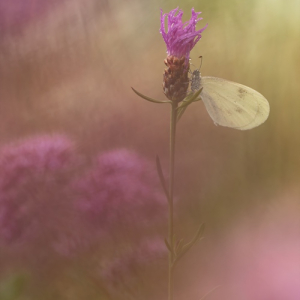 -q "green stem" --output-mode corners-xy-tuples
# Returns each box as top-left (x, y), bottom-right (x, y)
(168, 102), (178, 300)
